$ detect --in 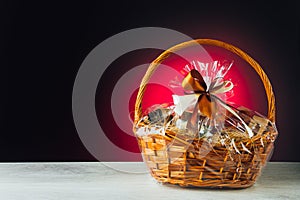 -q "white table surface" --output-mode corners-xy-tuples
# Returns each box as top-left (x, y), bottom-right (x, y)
(0, 162), (299, 200)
